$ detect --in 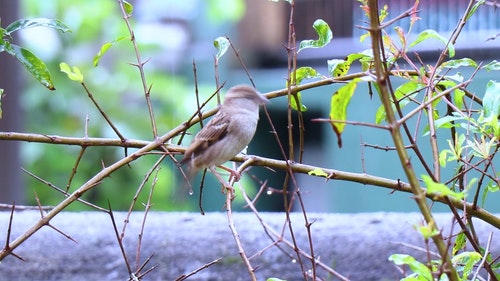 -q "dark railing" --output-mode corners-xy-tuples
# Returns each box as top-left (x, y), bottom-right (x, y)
(292, 0), (500, 38)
